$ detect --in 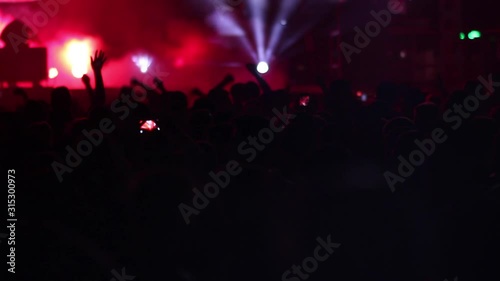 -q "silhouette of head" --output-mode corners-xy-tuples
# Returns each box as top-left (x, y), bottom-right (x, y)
(50, 87), (71, 111)
(0, 20), (31, 50)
